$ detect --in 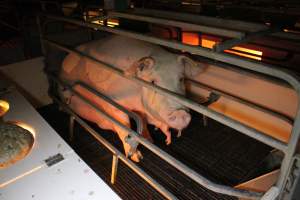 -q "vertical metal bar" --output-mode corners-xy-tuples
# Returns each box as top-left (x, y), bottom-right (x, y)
(36, 15), (46, 55)
(111, 155), (119, 184)
(69, 116), (75, 142)
(203, 115), (208, 127)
